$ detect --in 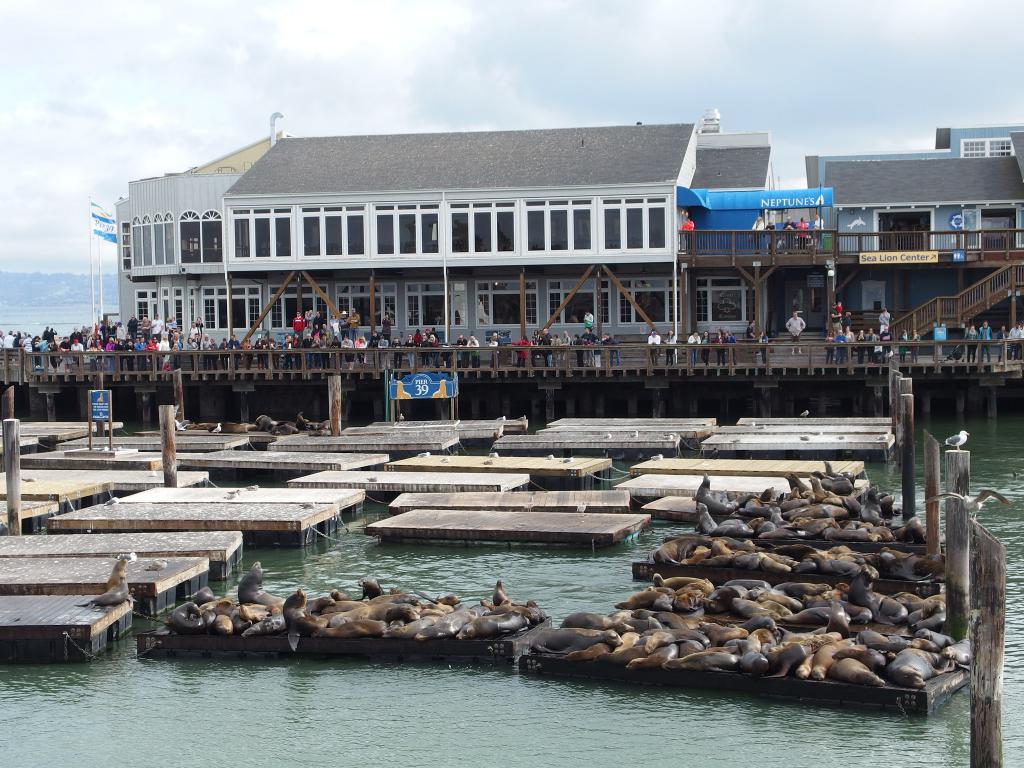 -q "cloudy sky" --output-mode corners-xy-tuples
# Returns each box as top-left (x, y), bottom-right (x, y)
(1, 0), (1021, 273)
